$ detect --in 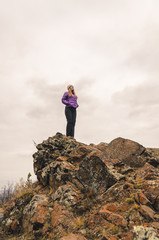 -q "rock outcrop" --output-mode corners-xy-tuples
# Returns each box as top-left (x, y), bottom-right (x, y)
(0, 133), (159, 240)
